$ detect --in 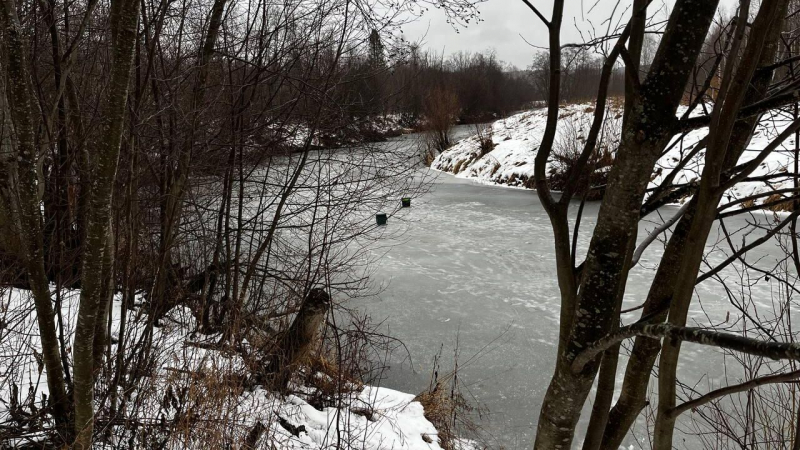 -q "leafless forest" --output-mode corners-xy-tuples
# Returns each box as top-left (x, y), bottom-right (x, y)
(7, 0), (800, 448)
(0, 0), (507, 446)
